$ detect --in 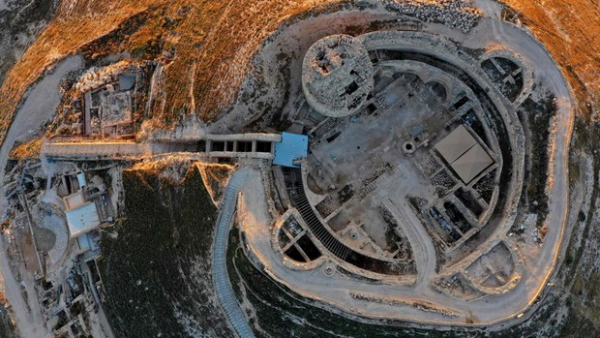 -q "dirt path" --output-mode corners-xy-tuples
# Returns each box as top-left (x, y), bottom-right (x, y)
(383, 199), (436, 288)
